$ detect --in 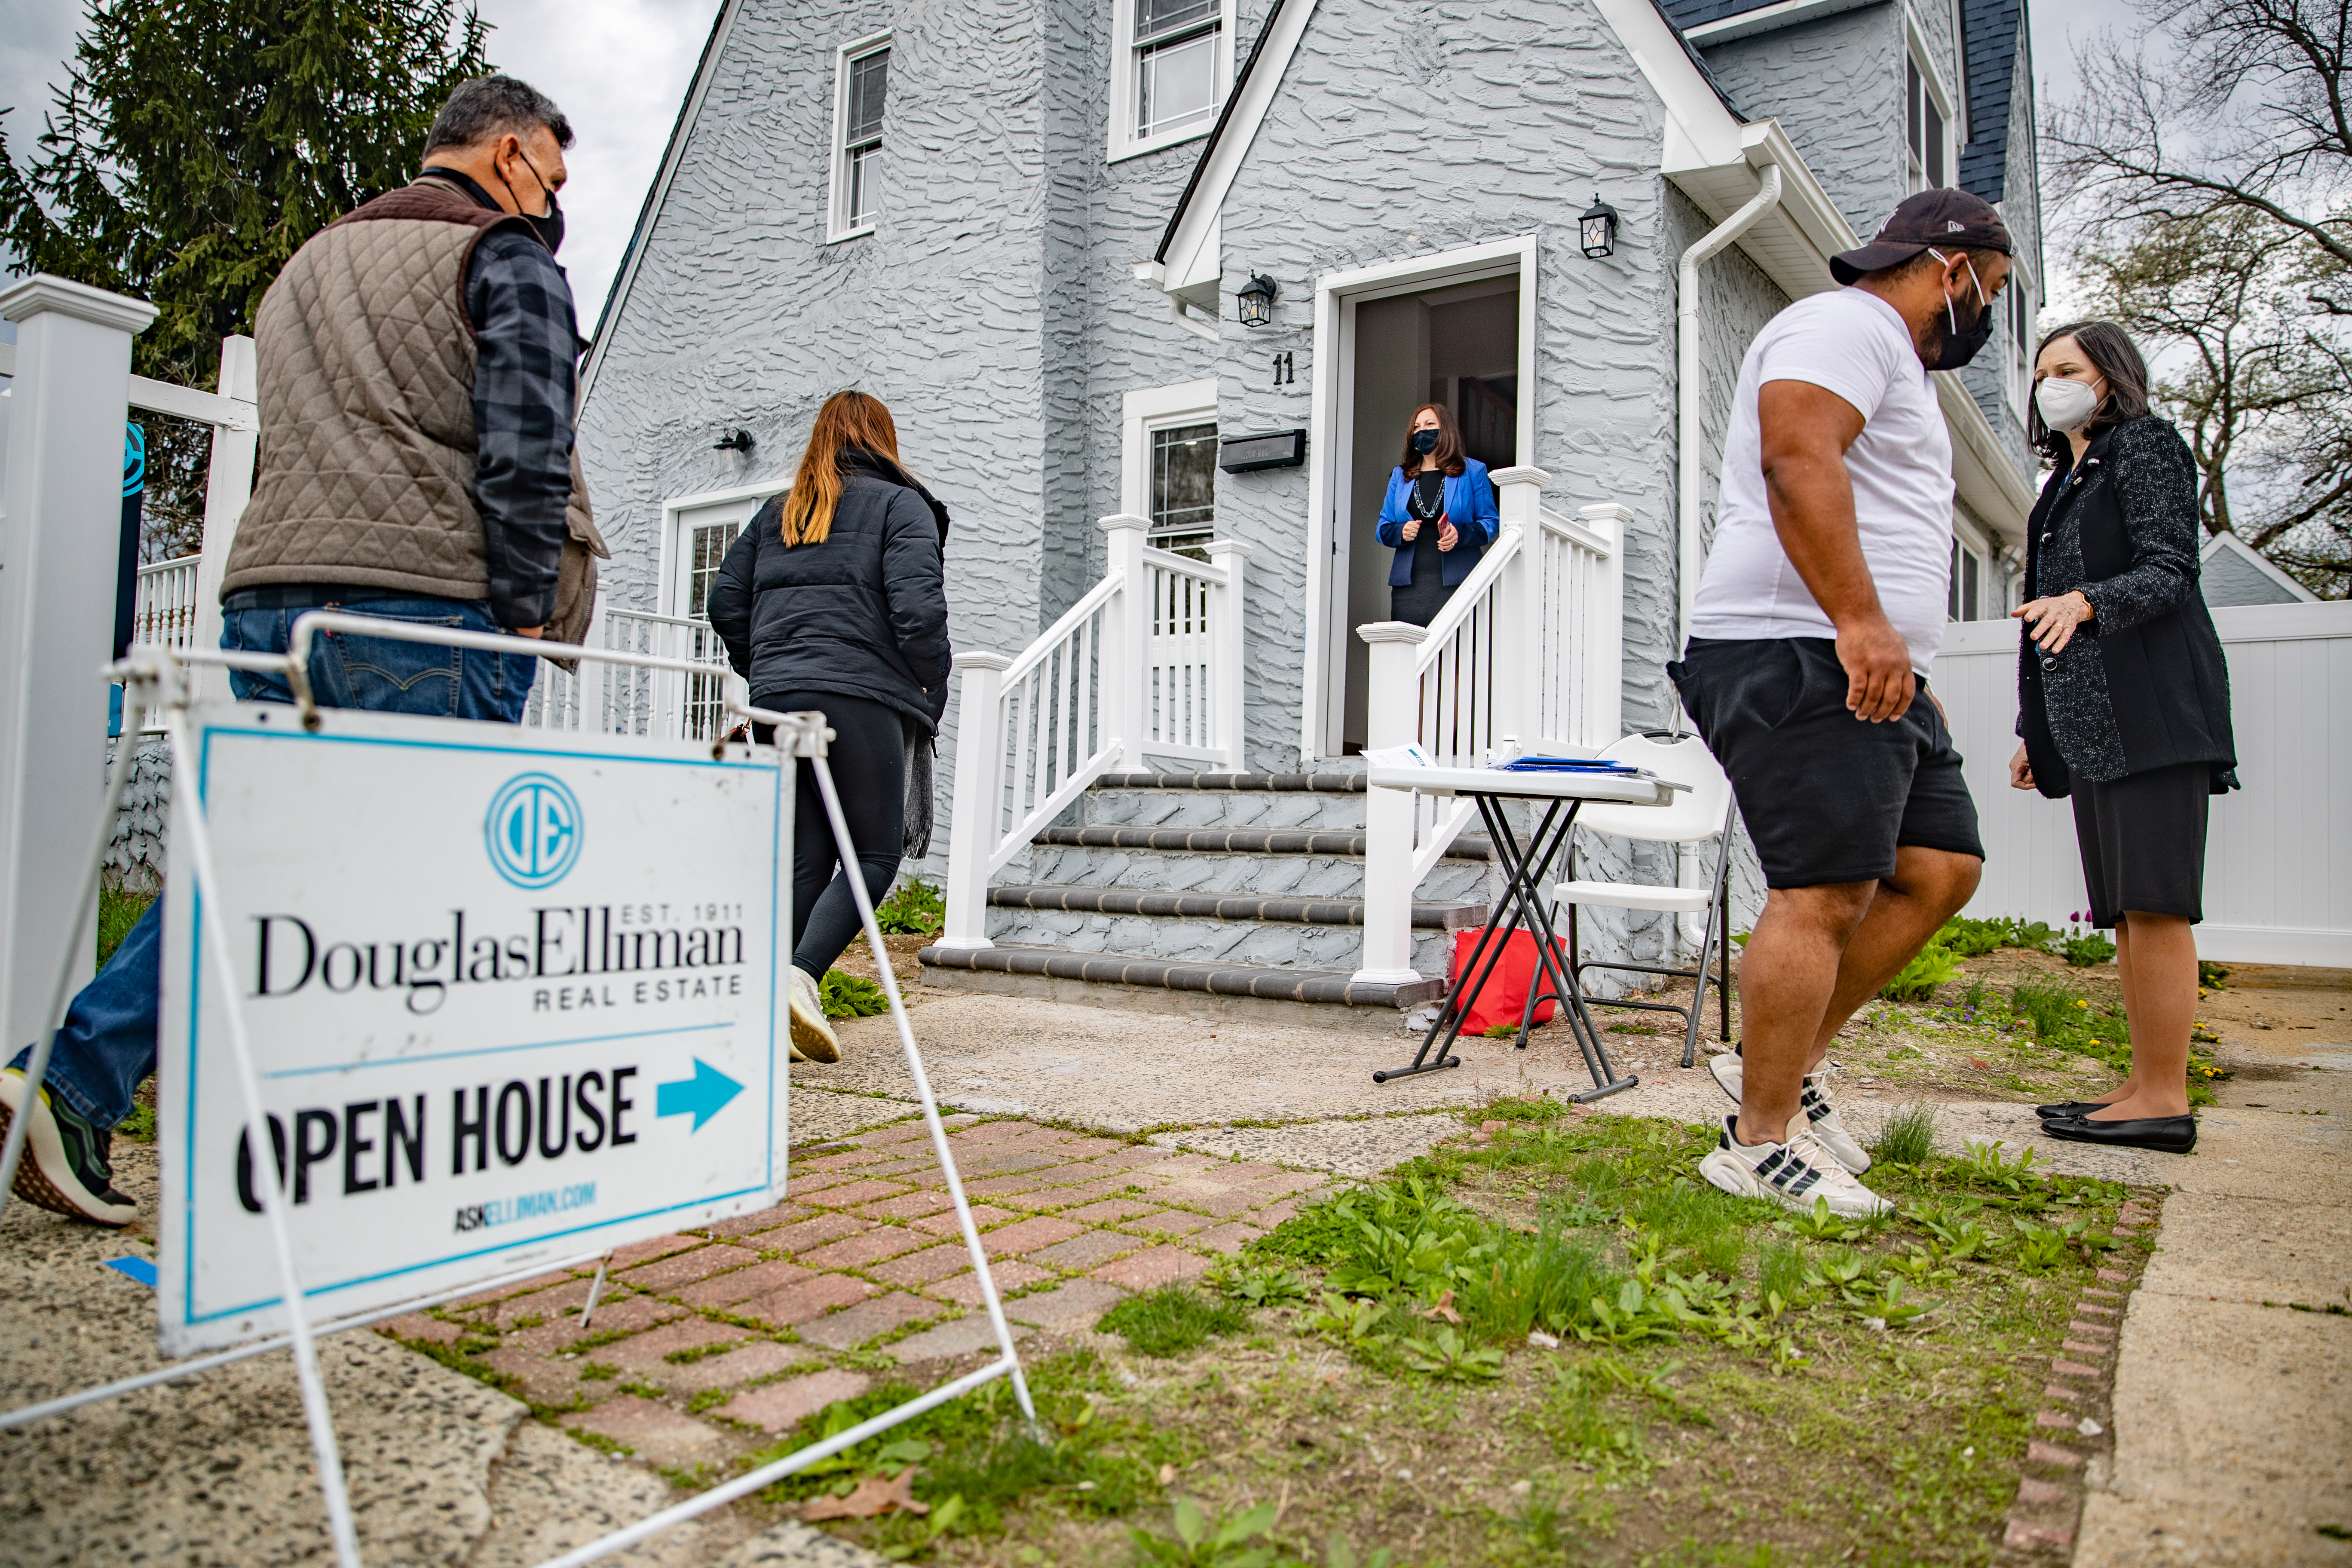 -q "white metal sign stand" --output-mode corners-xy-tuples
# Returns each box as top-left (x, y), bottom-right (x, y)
(0, 617), (1035, 1568)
